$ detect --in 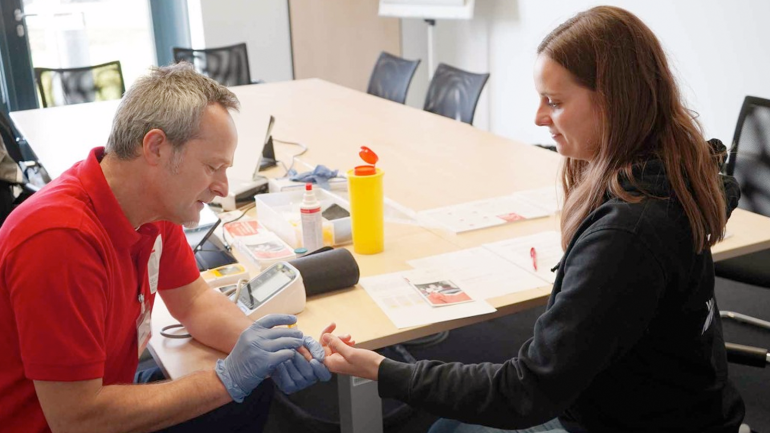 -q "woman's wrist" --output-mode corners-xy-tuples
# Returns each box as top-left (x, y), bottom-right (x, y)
(367, 353), (386, 381)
